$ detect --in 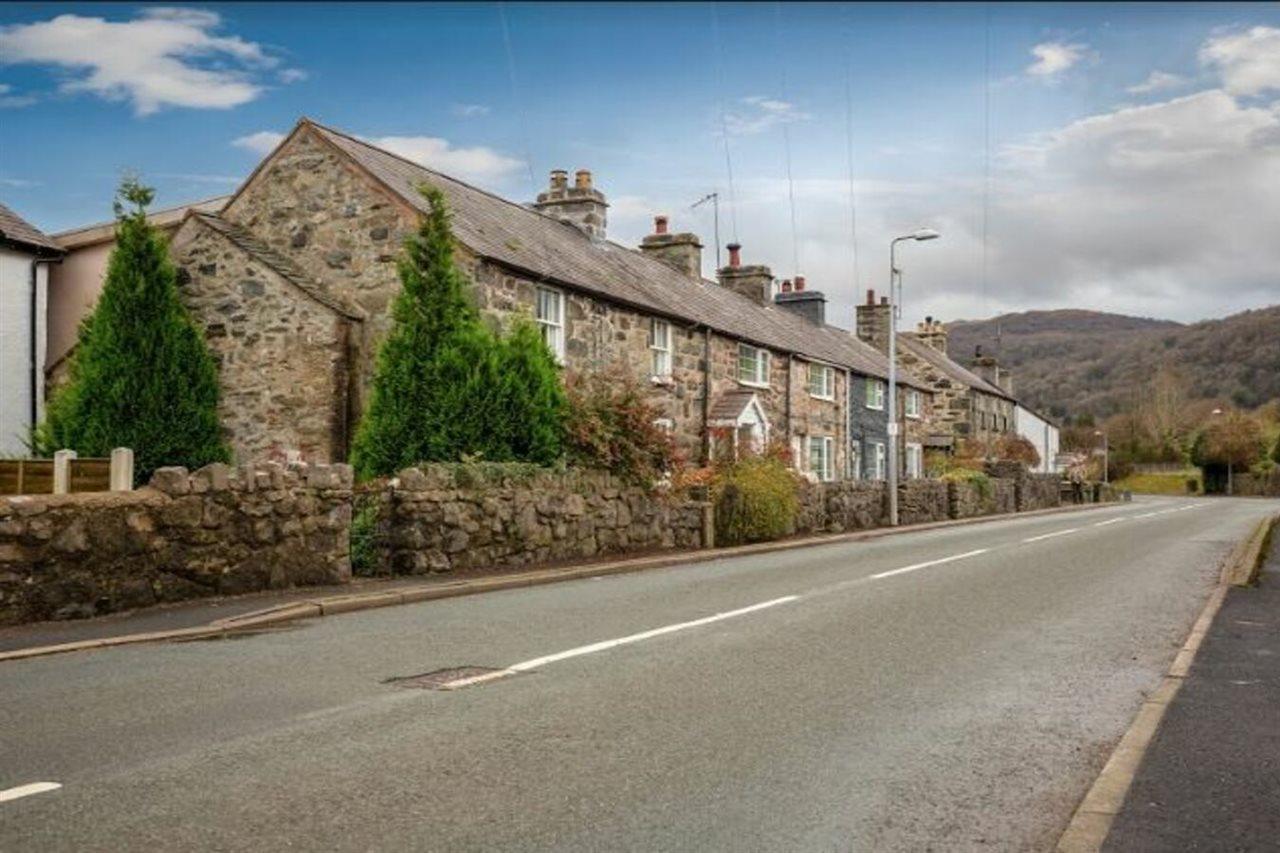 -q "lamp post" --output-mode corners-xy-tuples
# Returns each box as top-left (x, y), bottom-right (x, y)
(887, 228), (940, 526)
(1094, 430), (1108, 483)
